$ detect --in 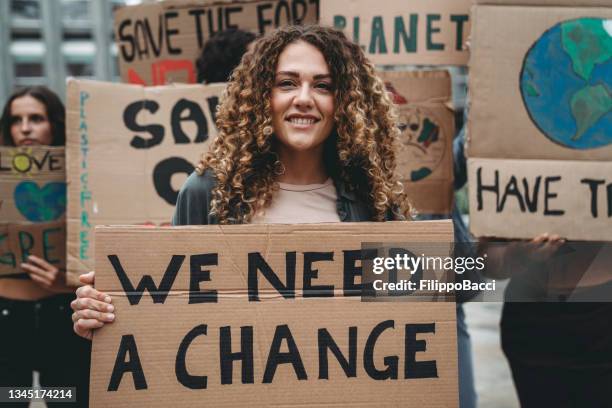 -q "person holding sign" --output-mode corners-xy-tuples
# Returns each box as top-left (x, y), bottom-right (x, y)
(0, 86), (90, 407)
(72, 25), (412, 333)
